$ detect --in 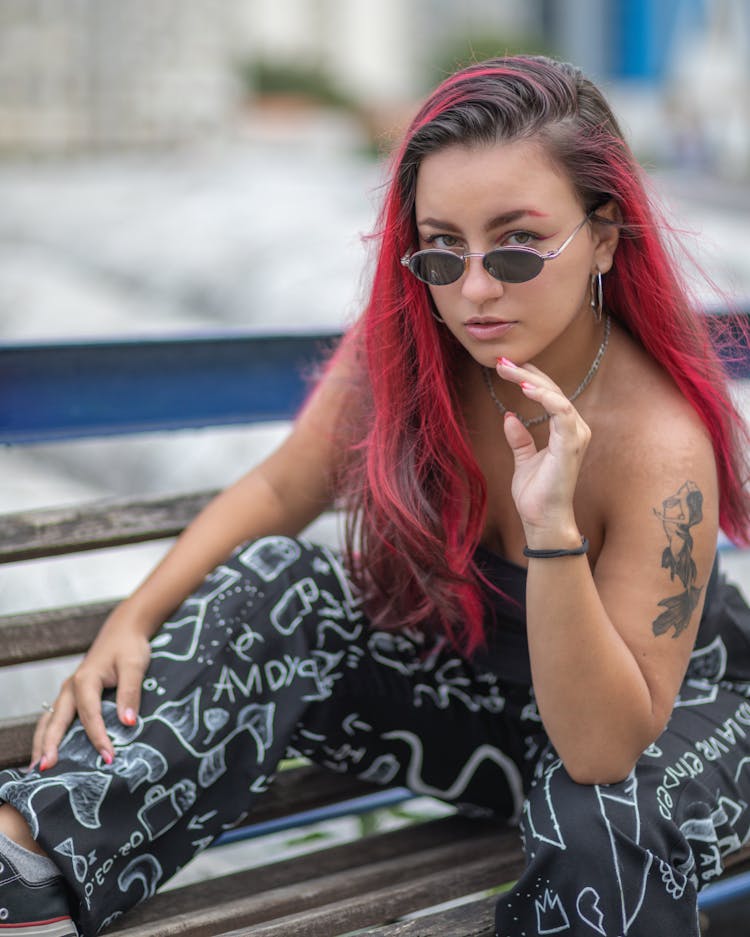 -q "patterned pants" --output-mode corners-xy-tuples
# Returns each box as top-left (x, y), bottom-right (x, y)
(1, 537), (750, 937)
